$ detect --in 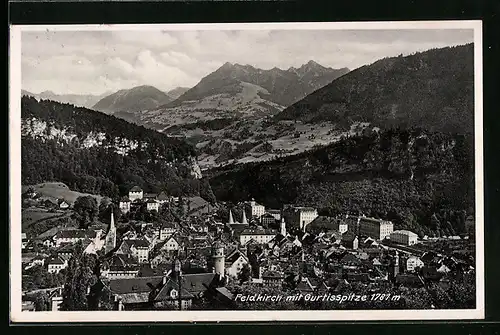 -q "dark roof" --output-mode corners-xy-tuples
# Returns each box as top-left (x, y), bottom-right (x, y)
(154, 278), (194, 301)
(120, 196), (131, 202)
(130, 186), (143, 192)
(226, 250), (246, 264)
(55, 230), (87, 239)
(108, 276), (163, 294)
(47, 257), (65, 265)
(124, 239), (150, 249)
(262, 270), (284, 279)
(157, 192), (170, 201)
(240, 228), (278, 236)
(181, 273), (217, 294)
